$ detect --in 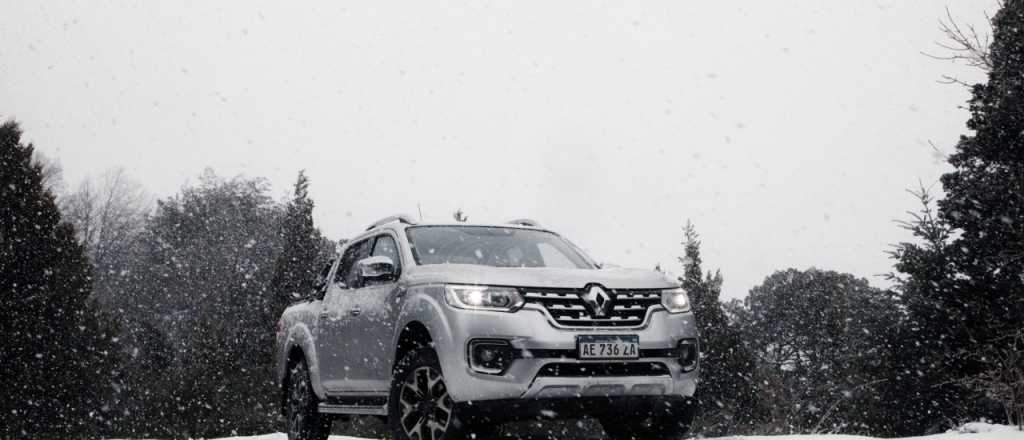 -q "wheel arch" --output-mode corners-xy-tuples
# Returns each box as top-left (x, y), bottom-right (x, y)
(279, 323), (325, 411)
(390, 284), (454, 376)
(394, 320), (434, 371)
